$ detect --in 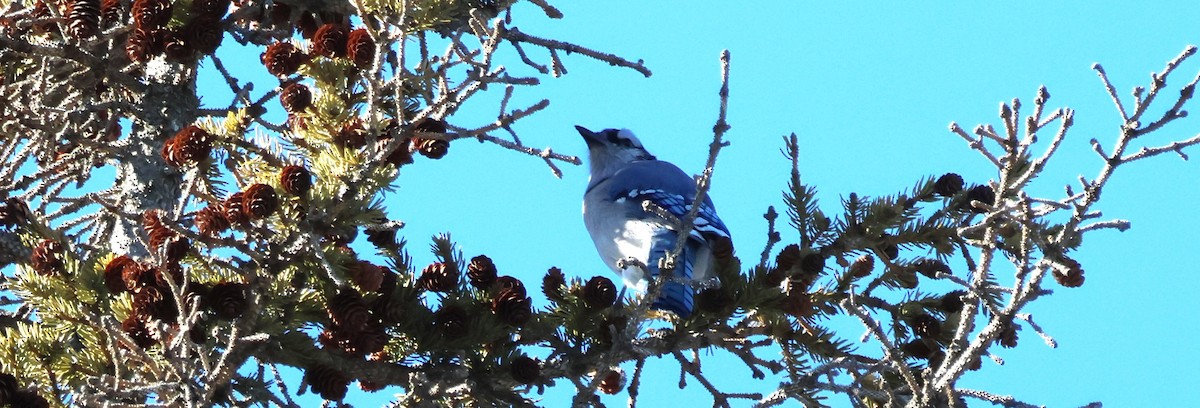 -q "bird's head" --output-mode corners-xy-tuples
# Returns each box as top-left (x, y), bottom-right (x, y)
(577, 126), (656, 182)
